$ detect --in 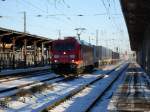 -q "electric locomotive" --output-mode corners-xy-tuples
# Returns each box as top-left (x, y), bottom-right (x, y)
(50, 37), (95, 75)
